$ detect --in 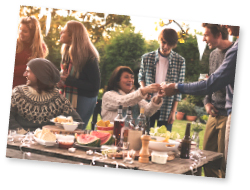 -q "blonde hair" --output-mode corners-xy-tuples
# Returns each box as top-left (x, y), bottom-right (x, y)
(61, 20), (99, 77)
(16, 16), (48, 60)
